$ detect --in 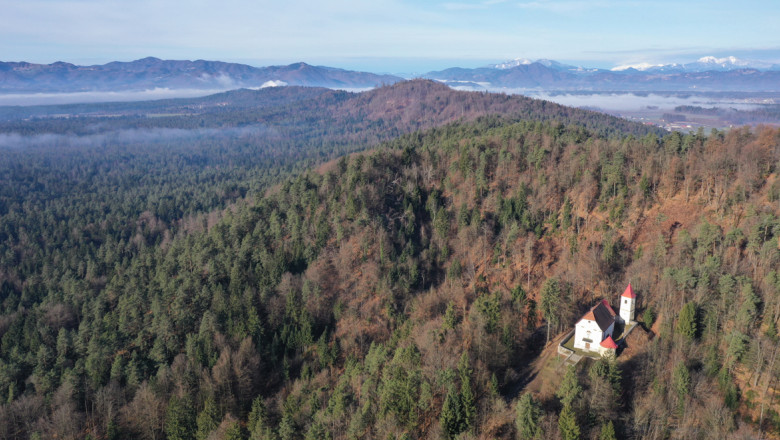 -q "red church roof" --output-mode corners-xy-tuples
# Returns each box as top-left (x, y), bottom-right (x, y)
(621, 284), (636, 299)
(600, 335), (618, 349)
(601, 299), (616, 315)
(581, 300), (617, 331)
